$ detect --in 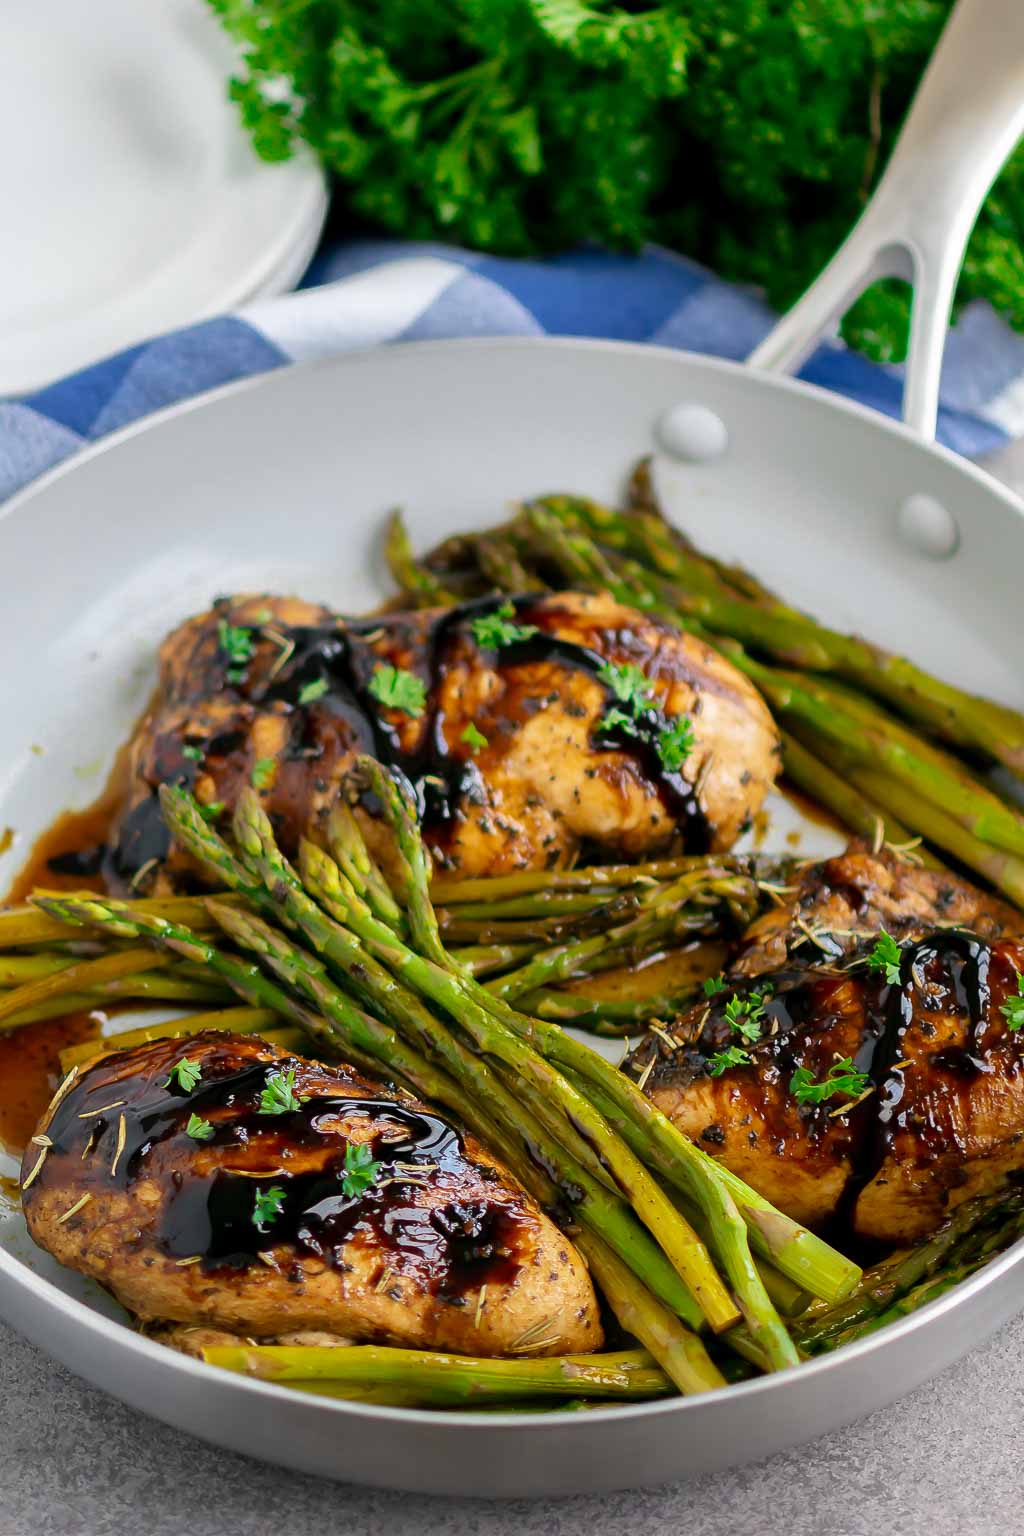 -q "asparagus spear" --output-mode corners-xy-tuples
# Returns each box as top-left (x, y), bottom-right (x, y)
(449, 941), (542, 976)
(474, 534), (539, 592)
(0, 893), (239, 949)
(850, 763), (1024, 893)
(778, 731), (919, 853)
(0, 953), (86, 986)
(32, 896), (332, 1049)
(548, 487), (1024, 769)
(485, 870), (756, 1001)
(785, 721), (1024, 906)
(749, 664), (1024, 860)
(430, 855), (772, 903)
(384, 508), (457, 607)
(794, 1189), (1023, 1351)
(0, 973), (233, 1031)
(438, 889), (644, 921)
(202, 1343), (674, 1404)
(325, 801), (406, 935)
(575, 1231), (726, 1396)
(0, 947), (171, 1025)
(518, 986), (703, 1033)
(437, 911), (630, 946)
